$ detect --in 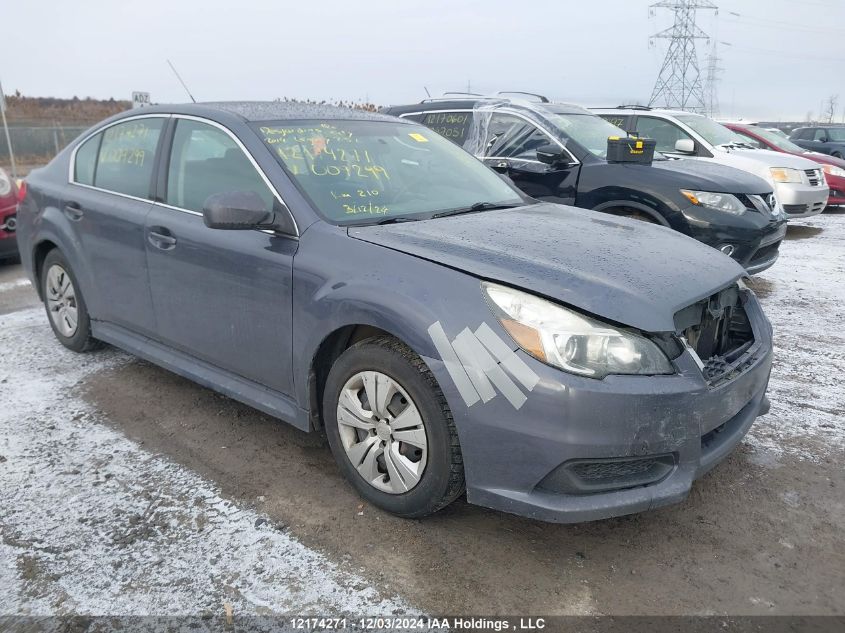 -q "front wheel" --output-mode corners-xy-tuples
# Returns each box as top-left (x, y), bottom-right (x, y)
(323, 336), (465, 518)
(41, 249), (100, 352)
